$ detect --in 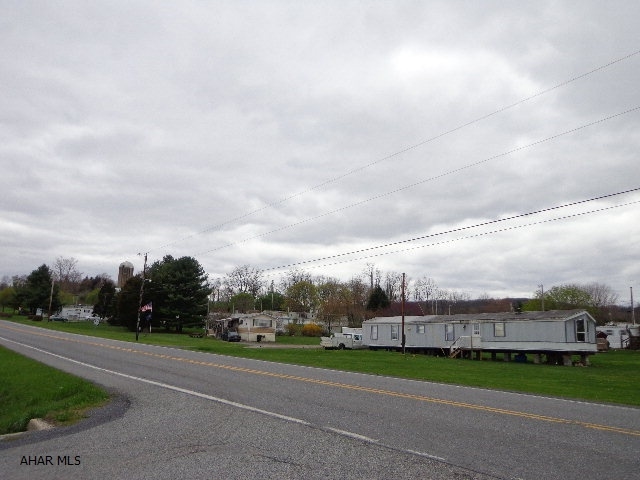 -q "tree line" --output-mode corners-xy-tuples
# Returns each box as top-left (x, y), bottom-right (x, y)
(0, 257), (633, 329)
